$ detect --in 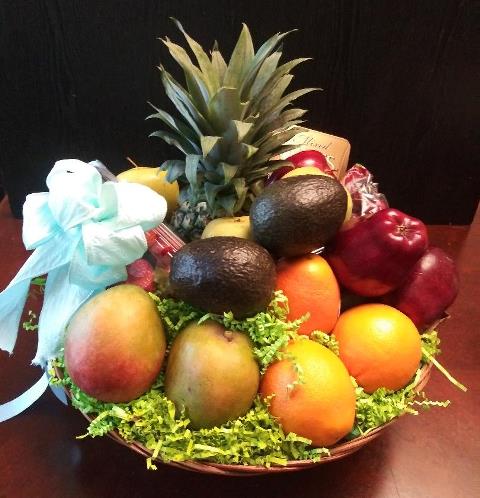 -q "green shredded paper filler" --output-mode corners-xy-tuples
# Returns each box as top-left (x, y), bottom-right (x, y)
(49, 292), (449, 469)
